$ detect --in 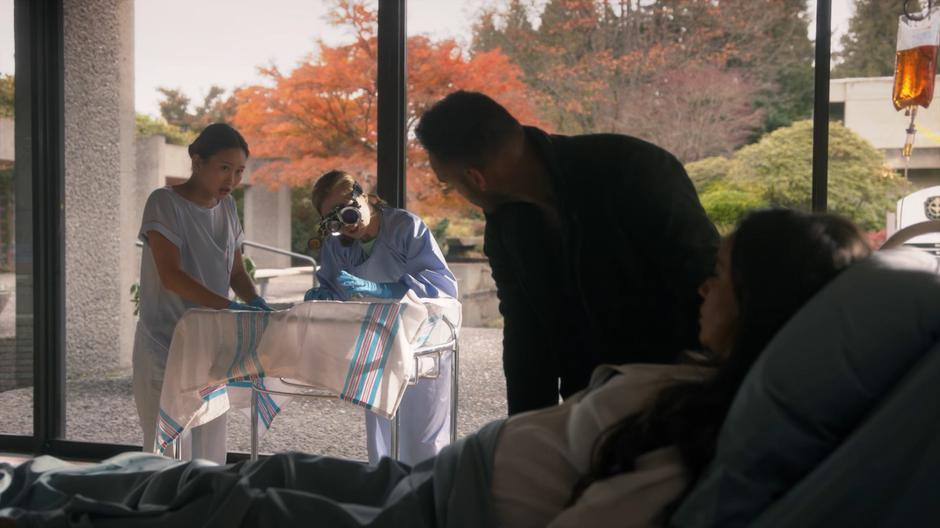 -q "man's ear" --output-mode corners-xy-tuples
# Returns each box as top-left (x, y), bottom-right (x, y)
(465, 167), (487, 192)
(191, 155), (203, 174)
